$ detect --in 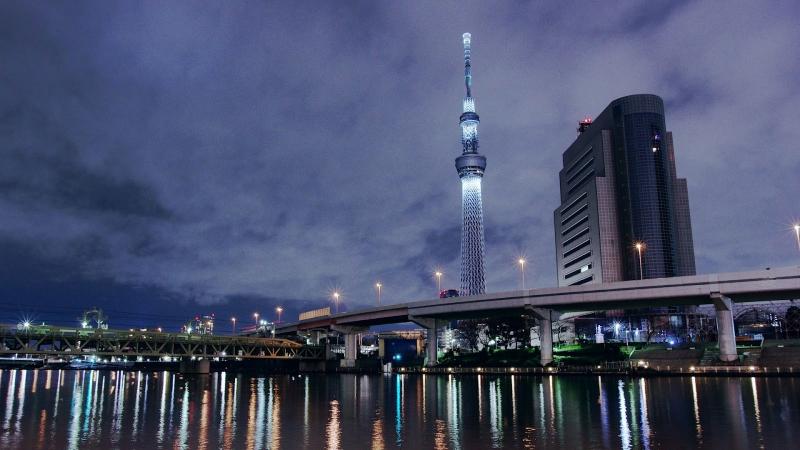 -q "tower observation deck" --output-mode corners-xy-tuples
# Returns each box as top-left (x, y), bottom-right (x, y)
(456, 33), (487, 296)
